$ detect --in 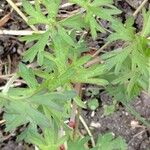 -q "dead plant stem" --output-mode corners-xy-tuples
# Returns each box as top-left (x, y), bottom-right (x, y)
(133, 0), (149, 17)
(5, 0), (37, 31)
